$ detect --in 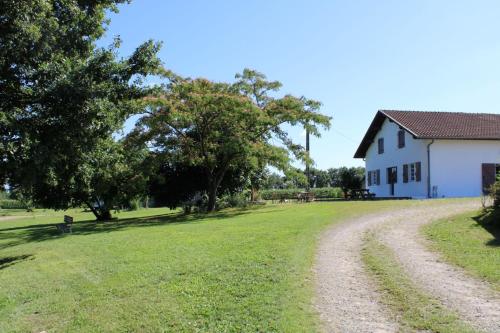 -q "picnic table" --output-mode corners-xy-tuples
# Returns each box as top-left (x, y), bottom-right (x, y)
(344, 189), (375, 200)
(297, 192), (315, 203)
